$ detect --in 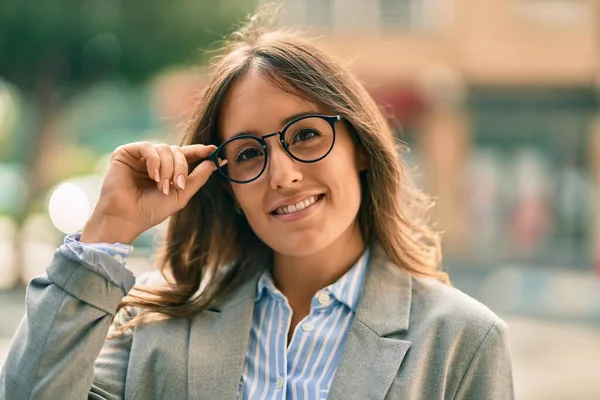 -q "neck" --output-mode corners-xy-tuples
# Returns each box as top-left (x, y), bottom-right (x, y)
(271, 222), (366, 308)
